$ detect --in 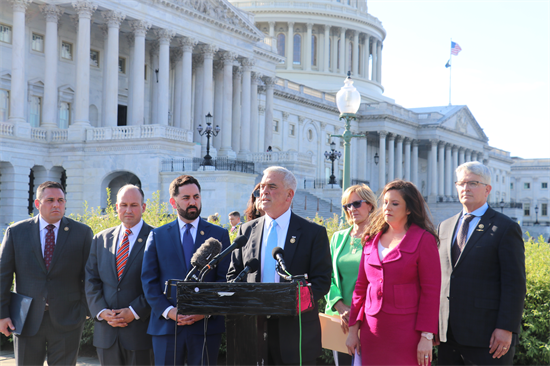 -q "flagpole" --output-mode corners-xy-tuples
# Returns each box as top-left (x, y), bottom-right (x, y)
(449, 38), (452, 106)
